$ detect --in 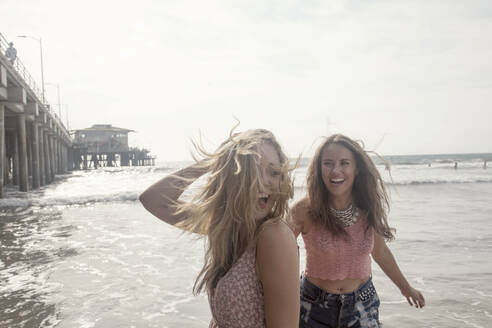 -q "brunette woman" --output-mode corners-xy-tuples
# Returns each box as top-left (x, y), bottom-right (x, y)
(291, 134), (425, 328)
